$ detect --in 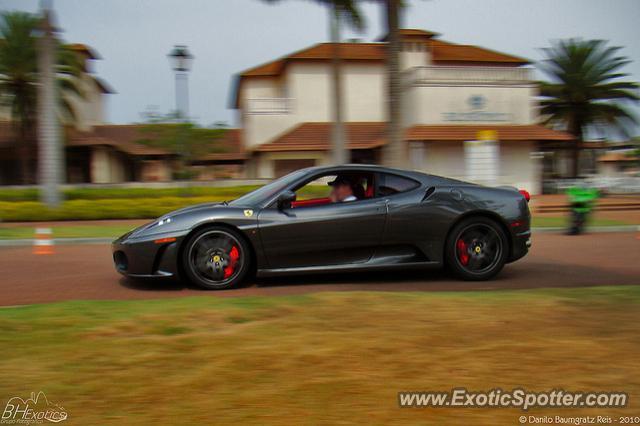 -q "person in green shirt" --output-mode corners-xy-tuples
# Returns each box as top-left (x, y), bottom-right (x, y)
(566, 186), (599, 235)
